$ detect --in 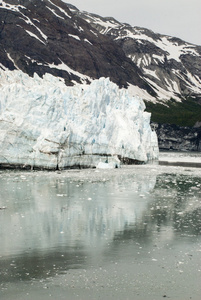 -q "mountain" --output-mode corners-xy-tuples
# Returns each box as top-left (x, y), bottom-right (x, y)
(0, 0), (154, 95)
(0, 0), (201, 131)
(72, 6), (201, 103)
